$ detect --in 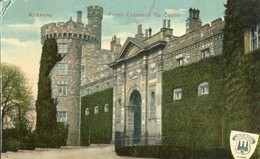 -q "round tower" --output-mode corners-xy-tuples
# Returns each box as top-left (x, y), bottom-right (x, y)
(40, 12), (98, 146)
(87, 5), (103, 50)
